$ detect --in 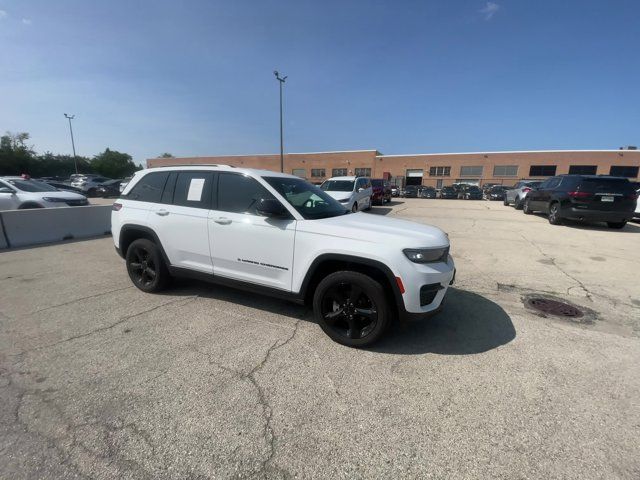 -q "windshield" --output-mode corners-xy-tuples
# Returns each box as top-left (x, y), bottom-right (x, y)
(5, 179), (58, 192)
(320, 180), (354, 192)
(264, 177), (348, 220)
